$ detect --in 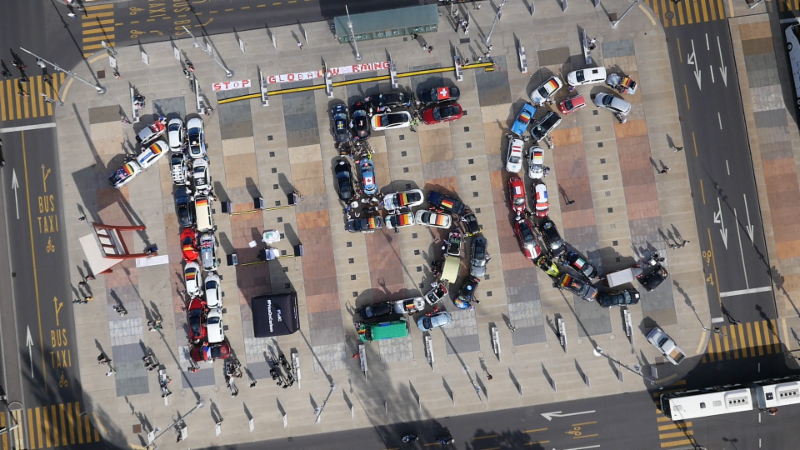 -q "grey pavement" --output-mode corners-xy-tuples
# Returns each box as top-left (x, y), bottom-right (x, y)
(53, 1), (713, 448)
